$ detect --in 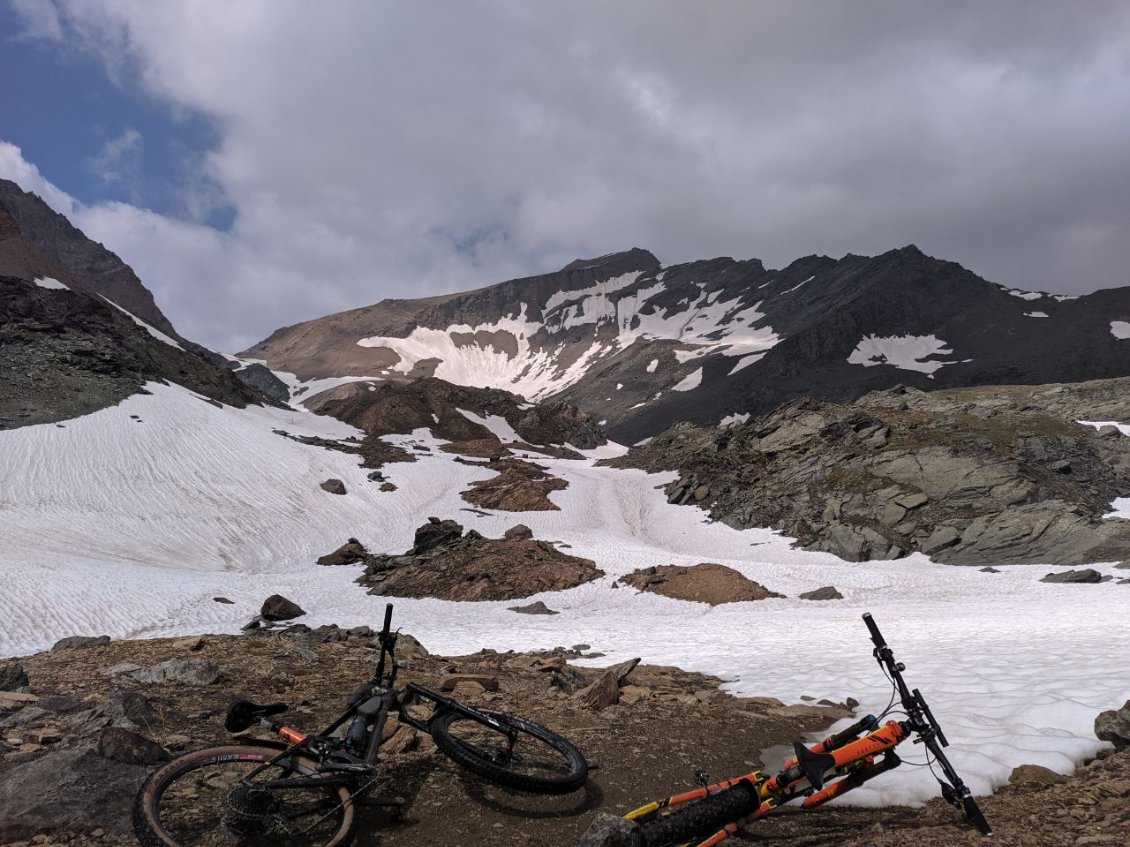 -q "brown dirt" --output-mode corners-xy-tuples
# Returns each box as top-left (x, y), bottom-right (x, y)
(462, 457), (569, 512)
(620, 563), (784, 606)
